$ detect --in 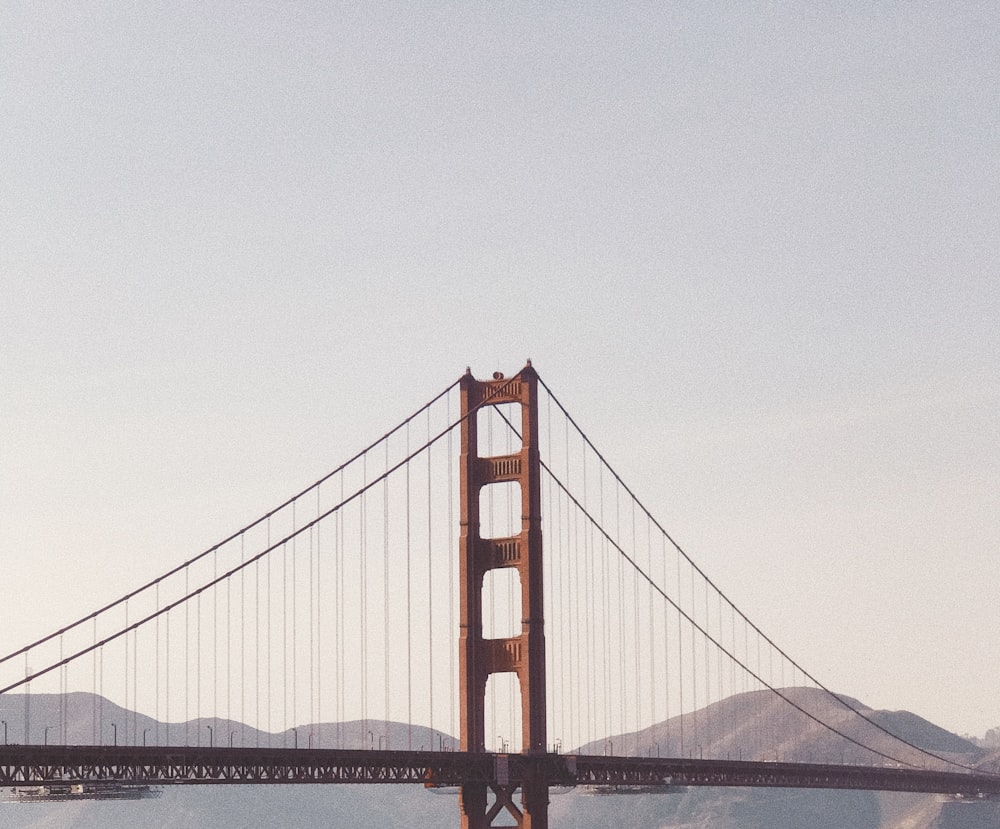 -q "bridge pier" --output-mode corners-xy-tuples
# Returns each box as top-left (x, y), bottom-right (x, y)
(458, 364), (548, 829)
(459, 777), (549, 829)
(459, 783), (488, 826)
(520, 771), (550, 829)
